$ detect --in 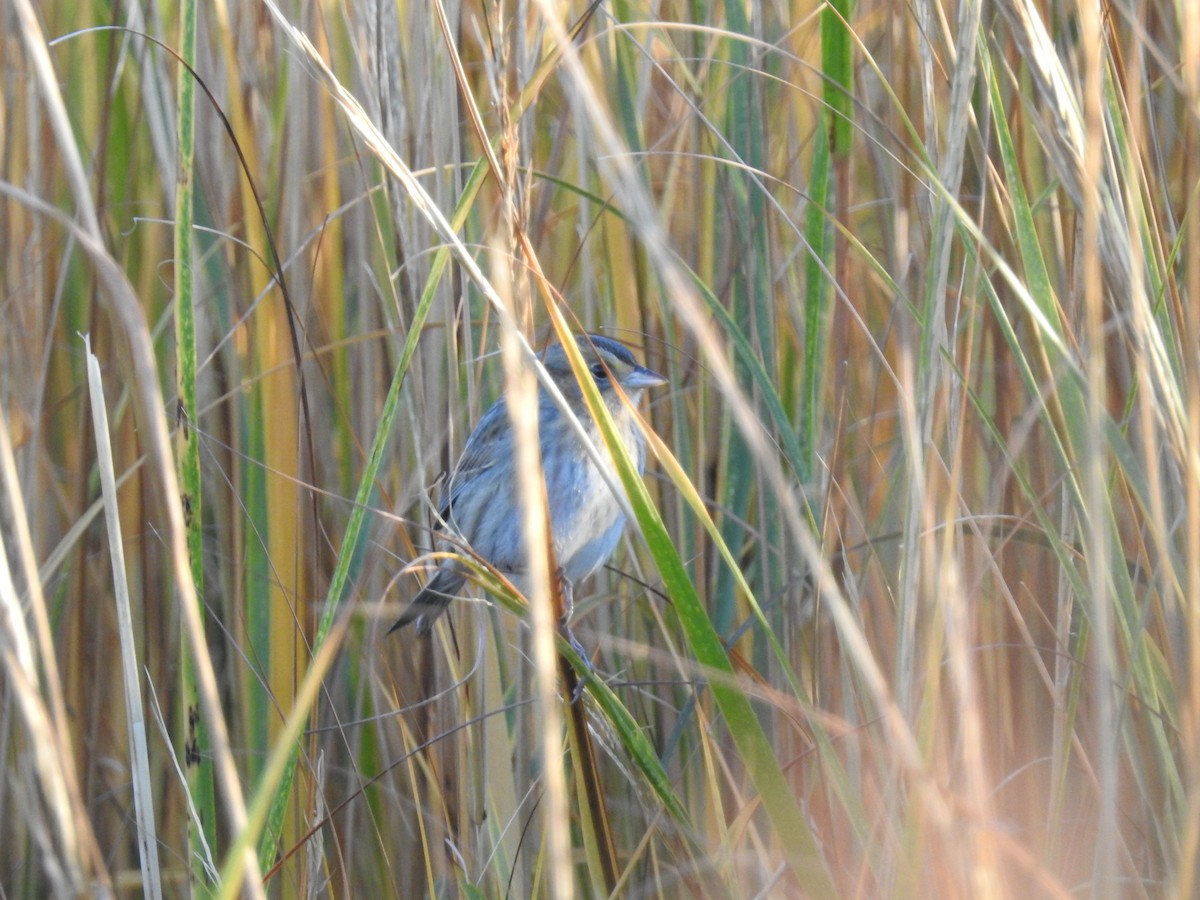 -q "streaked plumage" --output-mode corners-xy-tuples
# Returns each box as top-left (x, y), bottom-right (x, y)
(388, 333), (666, 636)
